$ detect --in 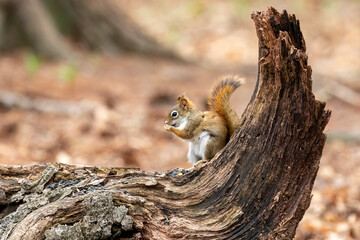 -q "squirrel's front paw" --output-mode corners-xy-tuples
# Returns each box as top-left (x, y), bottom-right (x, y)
(164, 124), (172, 131)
